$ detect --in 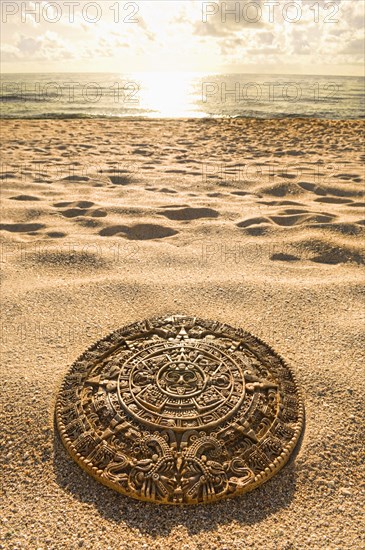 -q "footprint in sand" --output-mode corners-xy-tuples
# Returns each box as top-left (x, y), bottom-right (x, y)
(307, 240), (364, 265)
(53, 202), (74, 208)
(259, 200), (303, 206)
(297, 182), (326, 194)
(159, 188), (178, 194)
(236, 218), (273, 236)
(61, 208), (89, 218)
(237, 210), (337, 231)
(132, 148), (151, 156)
(61, 175), (90, 182)
(314, 197), (353, 204)
(334, 173), (362, 182)
(165, 169), (186, 174)
(77, 219), (103, 229)
(270, 213), (335, 227)
(10, 195), (41, 201)
(236, 217), (270, 228)
(271, 253), (300, 262)
(75, 201), (95, 208)
(0, 172), (17, 180)
(108, 173), (134, 185)
(0, 223), (46, 233)
(299, 181), (362, 199)
(259, 182), (302, 197)
(47, 232), (67, 238)
(271, 238), (364, 265)
(231, 191), (251, 197)
(99, 224), (178, 240)
(159, 207), (219, 221)
(53, 201), (107, 220)
(91, 209), (108, 218)
(159, 204), (190, 209)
